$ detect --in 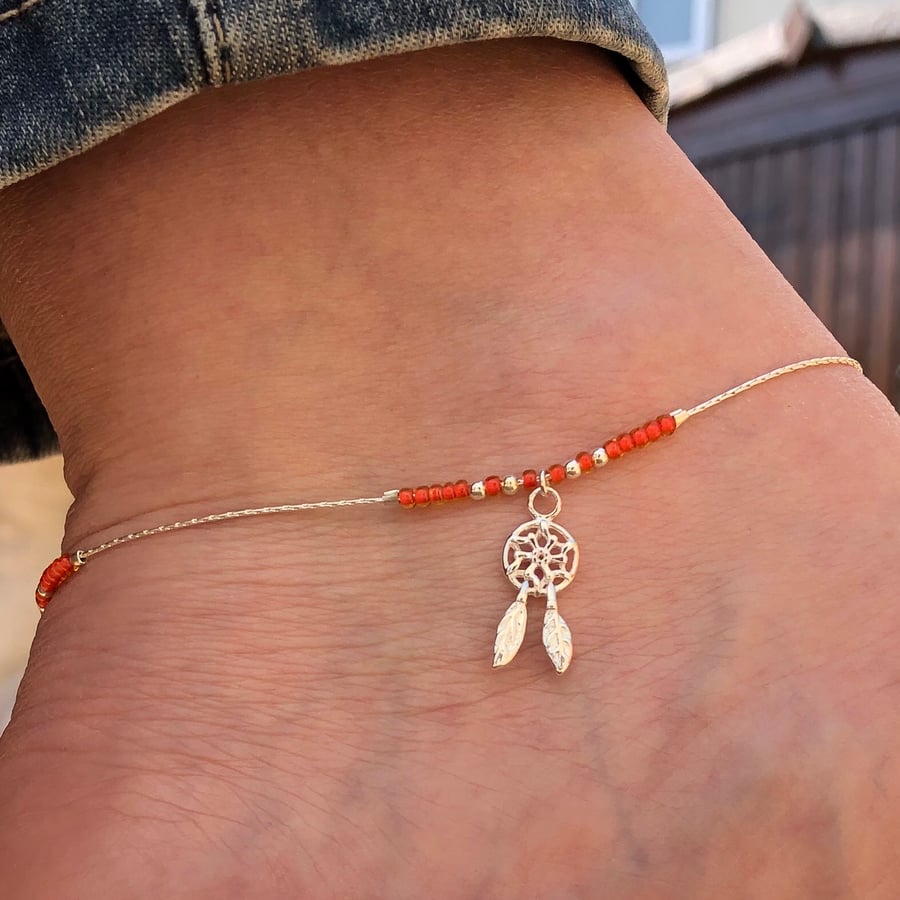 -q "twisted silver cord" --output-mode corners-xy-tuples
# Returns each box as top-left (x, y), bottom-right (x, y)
(676, 356), (861, 422)
(81, 494), (395, 559)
